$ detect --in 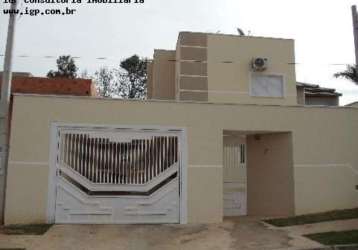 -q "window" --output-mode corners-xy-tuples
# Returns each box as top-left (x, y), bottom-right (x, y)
(251, 74), (284, 98)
